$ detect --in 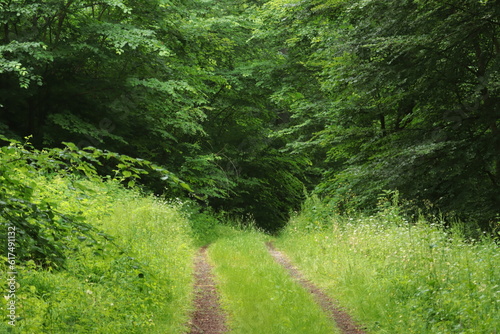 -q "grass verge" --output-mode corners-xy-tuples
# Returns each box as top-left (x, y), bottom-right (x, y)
(277, 208), (500, 333)
(209, 227), (339, 334)
(1, 178), (194, 333)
